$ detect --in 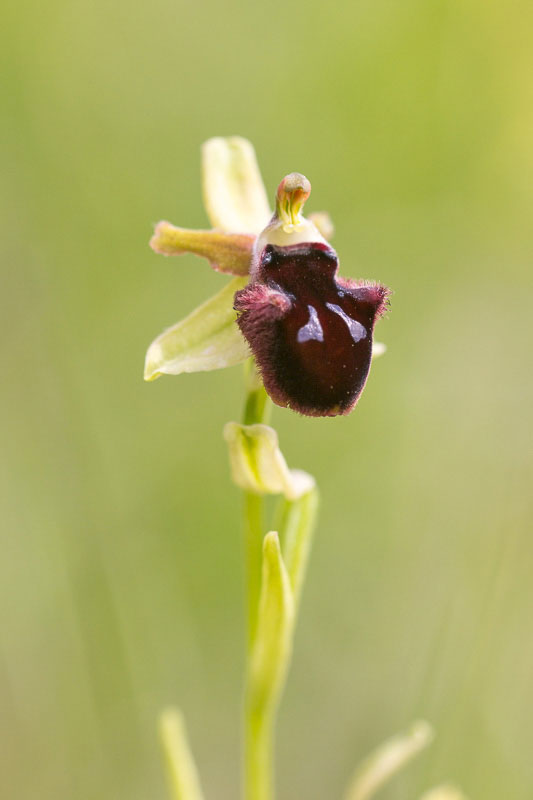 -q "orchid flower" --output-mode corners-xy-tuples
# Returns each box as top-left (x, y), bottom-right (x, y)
(145, 140), (470, 800)
(144, 136), (389, 416)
